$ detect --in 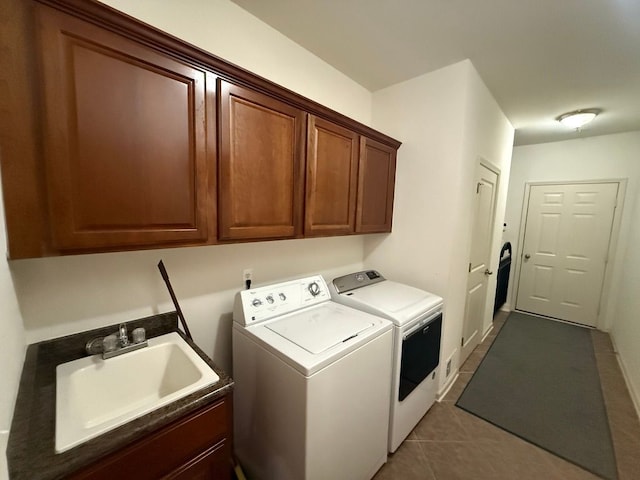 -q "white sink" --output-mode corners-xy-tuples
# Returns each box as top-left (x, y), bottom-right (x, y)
(55, 331), (220, 453)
